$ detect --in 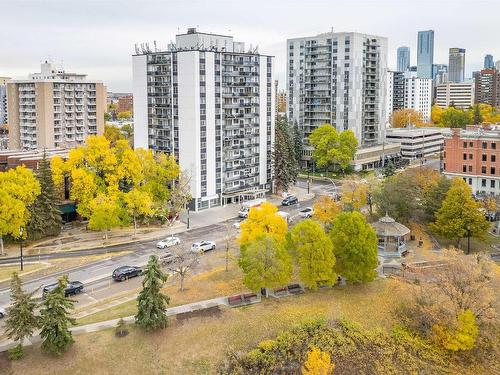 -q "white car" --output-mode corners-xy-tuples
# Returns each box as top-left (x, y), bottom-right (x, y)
(0, 306), (6, 319)
(156, 236), (181, 249)
(299, 207), (314, 218)
(191, 241), (216, 253)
